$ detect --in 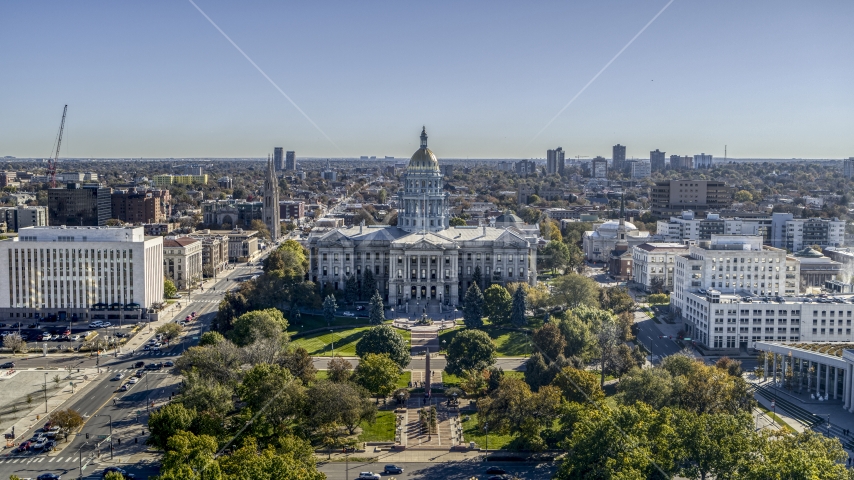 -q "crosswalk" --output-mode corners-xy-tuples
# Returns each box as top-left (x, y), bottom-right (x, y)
(0, 455), (89, 464)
